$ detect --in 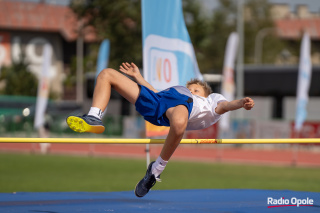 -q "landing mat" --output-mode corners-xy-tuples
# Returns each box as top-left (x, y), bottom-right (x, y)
(0, 189), (319, 212)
